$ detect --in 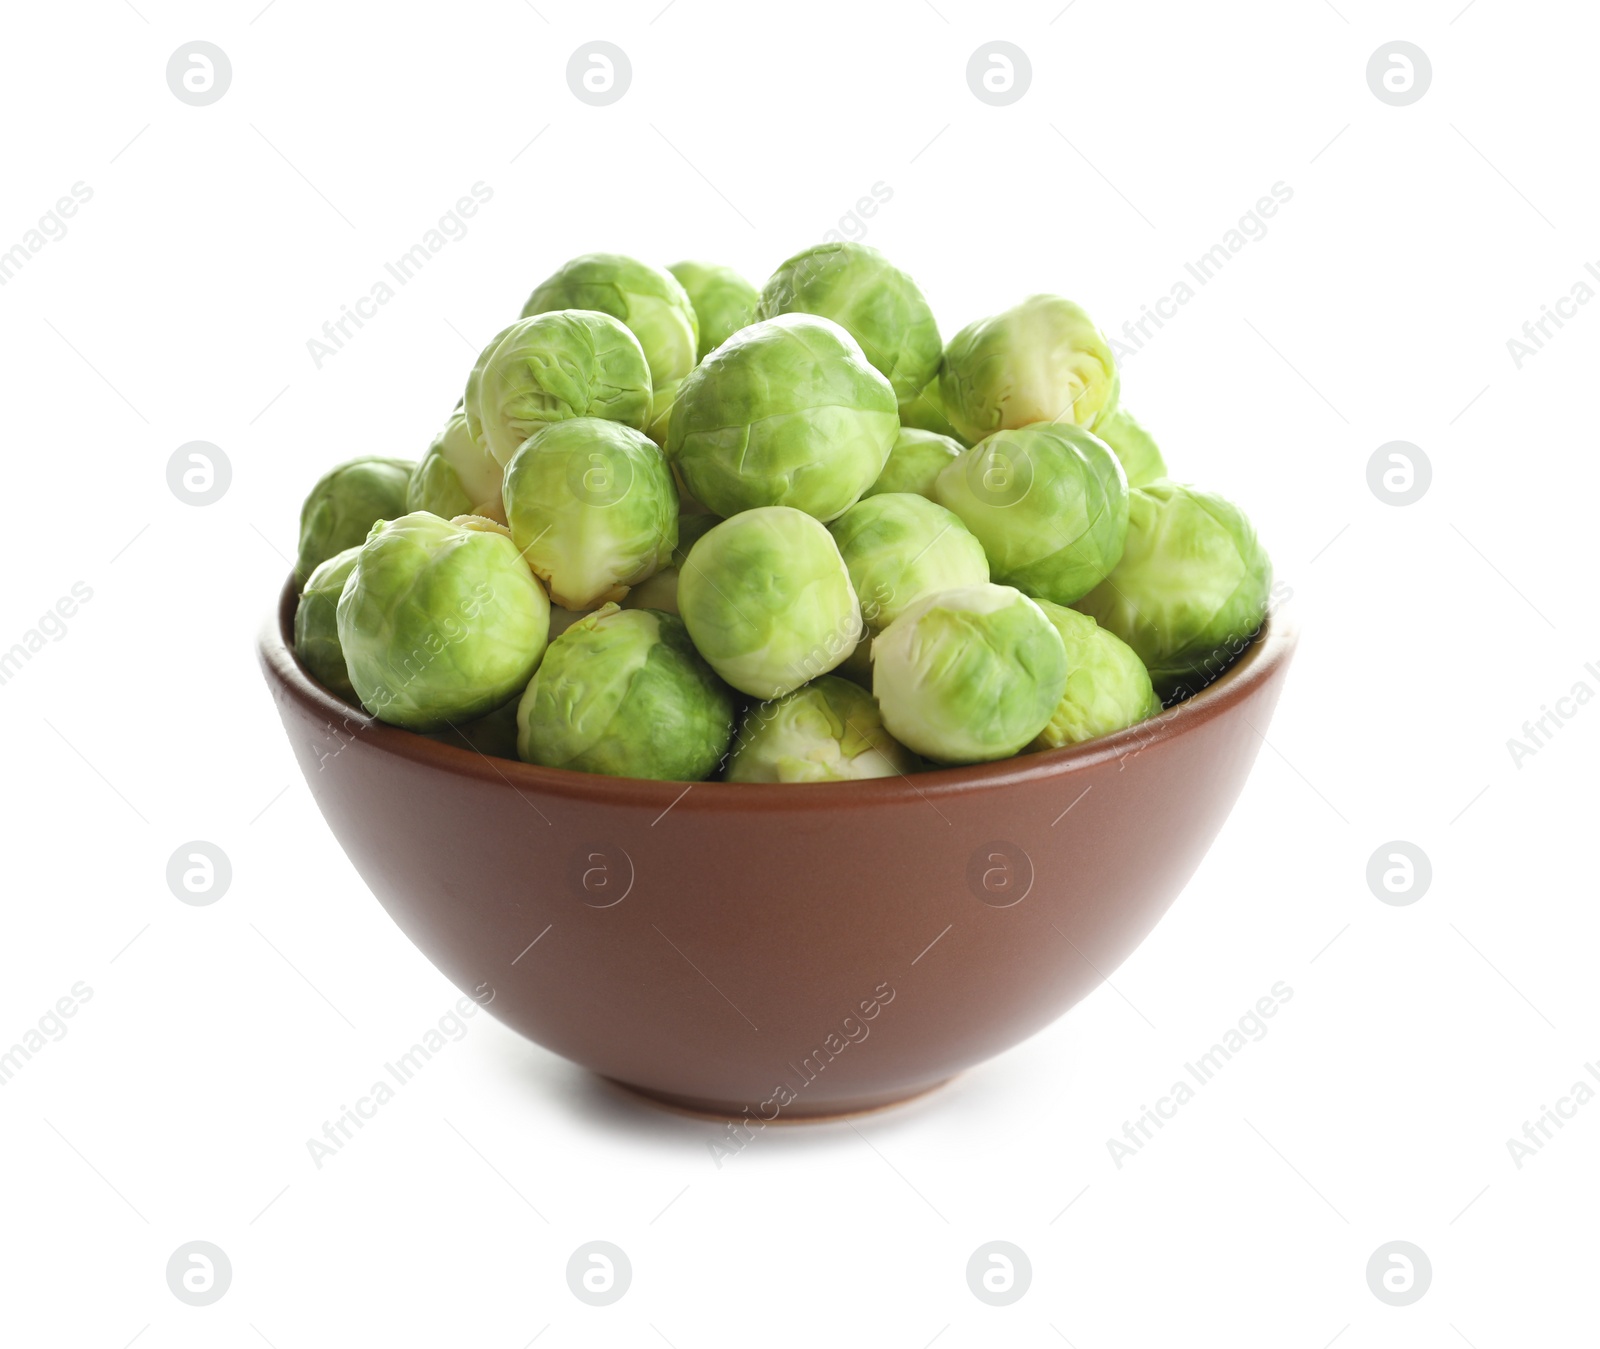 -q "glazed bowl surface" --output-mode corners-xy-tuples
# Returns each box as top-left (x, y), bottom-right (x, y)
(260, 580), (1296, 1119)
